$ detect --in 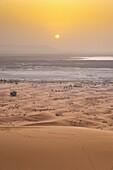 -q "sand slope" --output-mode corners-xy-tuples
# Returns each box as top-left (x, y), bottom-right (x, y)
(0, 127), (113, 170)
